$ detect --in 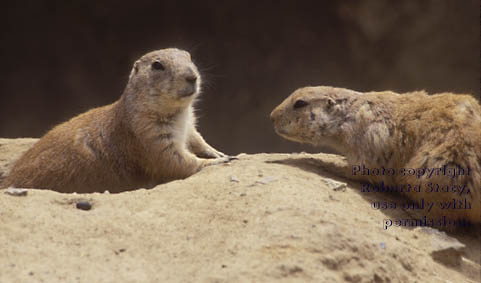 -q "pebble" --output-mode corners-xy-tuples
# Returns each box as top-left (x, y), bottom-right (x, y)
(322, 179), (347, 191)
(415, 227), (465, 267)
(229, 176), (240, 183)
(257, 176), (278, 185)
(4, 187), (28, 196)
(76, 200), (92, 211)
